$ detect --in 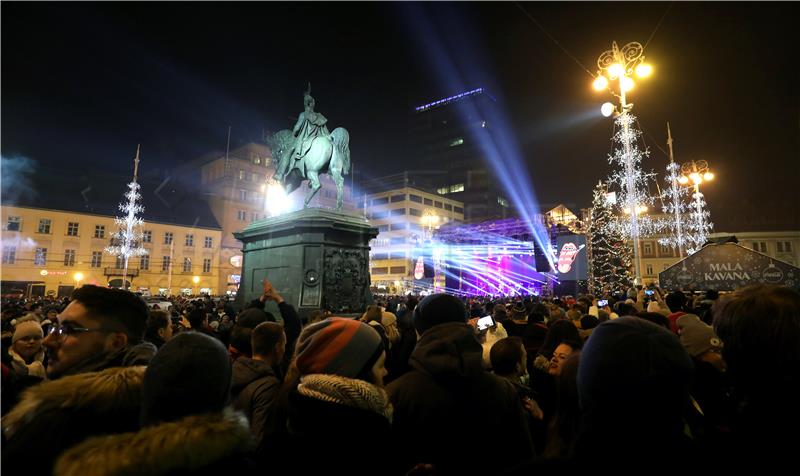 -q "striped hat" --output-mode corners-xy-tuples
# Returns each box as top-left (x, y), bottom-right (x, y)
(295, 317), (383, 379)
